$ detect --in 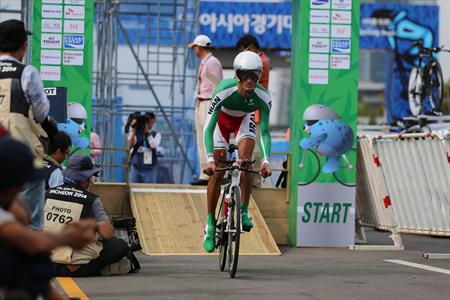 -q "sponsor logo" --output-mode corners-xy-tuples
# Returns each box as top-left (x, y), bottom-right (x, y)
(309, 54), (329, 69)
(40, 66), (61, 81)
(64, 34), (84, 49)
(331, 11), (351, 24)
(331, 39), (351, 53)
(44, 88), (57, 96)
(310, 10), (330, 24)
(42, 5), (62, 18)
(42, 19), (62, 33)
(331, 25), (351, 38)
(332, 0), (352, 10)
(308, 69), (328, 85)
(208, 96), (221, 114)
(330, 54), (350, 69)
(64, 20), (84, 34)
(41, 34), (62, 49)
(40, 50), (61, 65)
(63, 51), (84, 65)
(64, 0), (85, 4)
(309, 38), (330, 53)
(311, 0), (330, 6)
(310, 24), (330, 37)
(43, 0), (62, 4)
(64, 6), (85, 19)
